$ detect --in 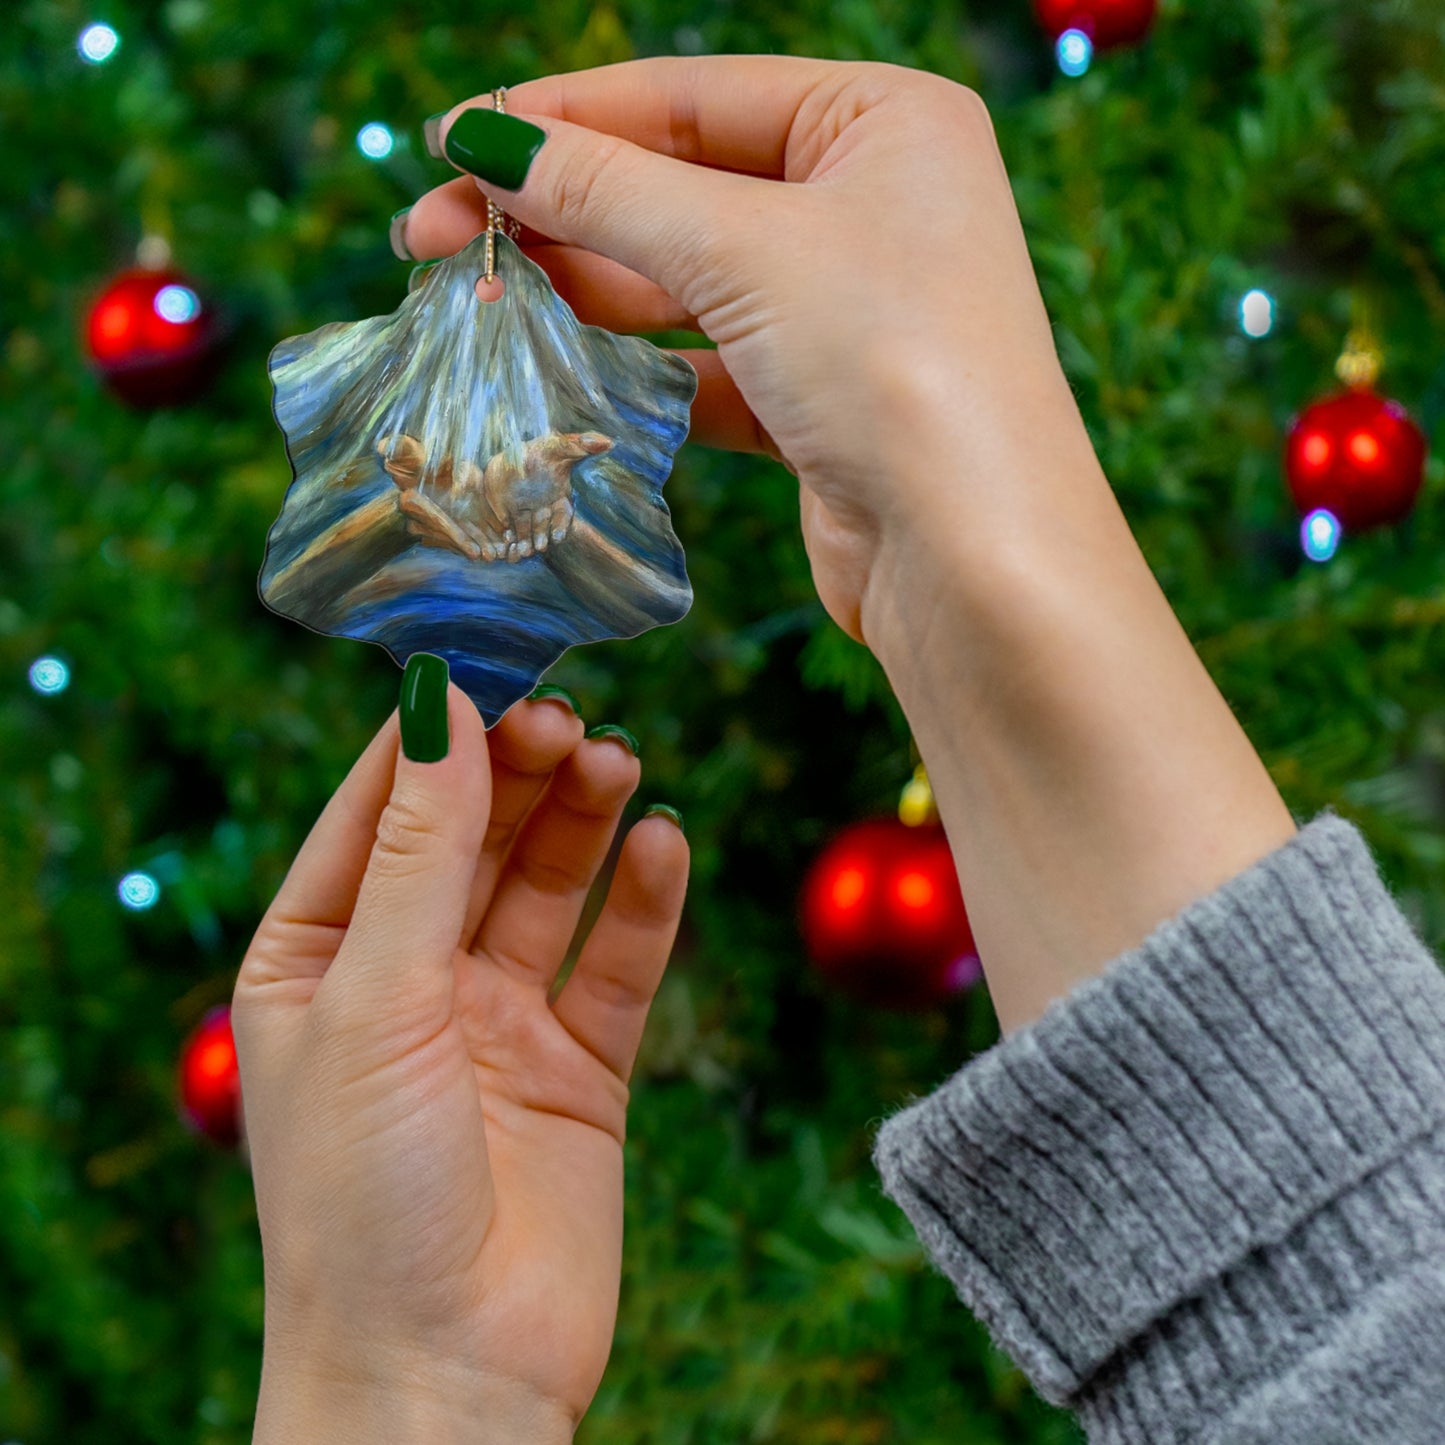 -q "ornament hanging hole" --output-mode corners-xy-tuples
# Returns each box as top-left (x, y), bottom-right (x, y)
(475, 276), (506, 304)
